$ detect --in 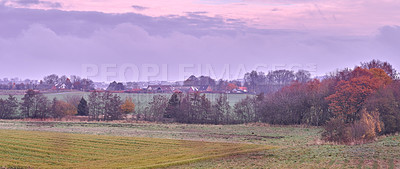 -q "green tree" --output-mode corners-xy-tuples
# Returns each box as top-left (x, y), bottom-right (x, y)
(77, 97), (89, 116)
(164, 93), (181, 119)
(20, 89), (36, 118)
